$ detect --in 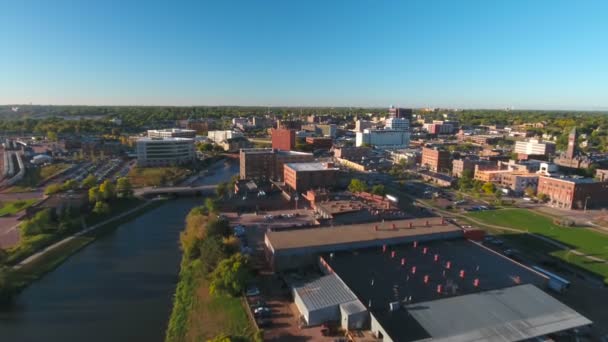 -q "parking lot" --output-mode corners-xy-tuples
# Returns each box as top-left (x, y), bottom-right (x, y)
(225, 209), (346, 341)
